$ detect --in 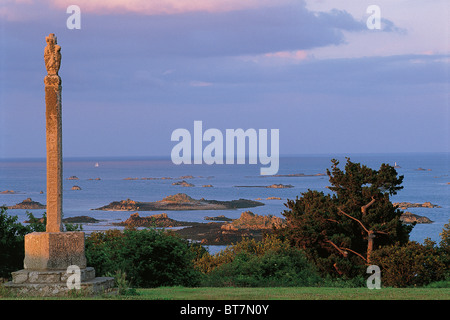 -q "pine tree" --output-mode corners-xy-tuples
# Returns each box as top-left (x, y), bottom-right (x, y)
(280, 158), (413, 278)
